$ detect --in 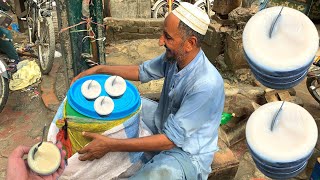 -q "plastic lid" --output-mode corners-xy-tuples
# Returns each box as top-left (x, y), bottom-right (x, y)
(67, 74), (141, 120)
